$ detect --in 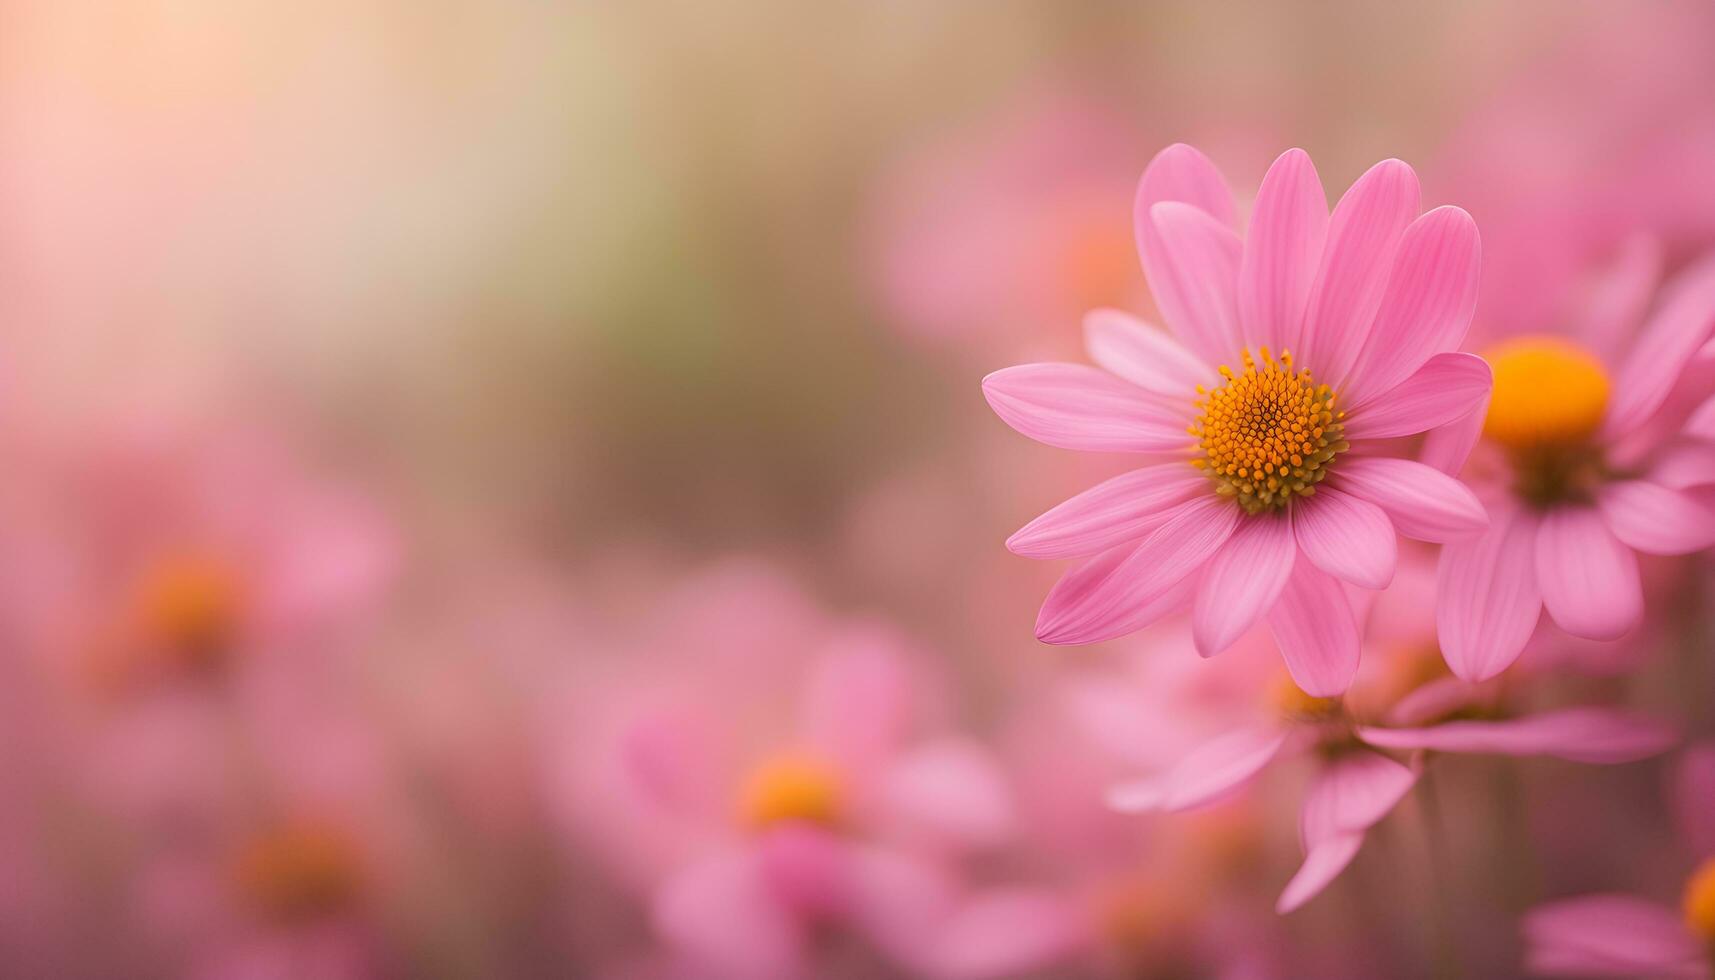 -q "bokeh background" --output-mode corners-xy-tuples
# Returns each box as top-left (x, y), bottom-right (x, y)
(1, 2), (1713, 977)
